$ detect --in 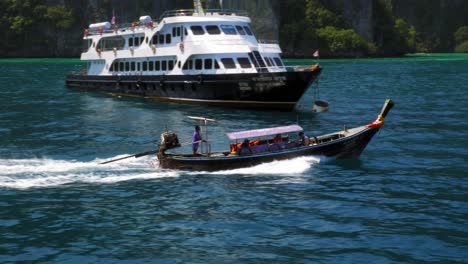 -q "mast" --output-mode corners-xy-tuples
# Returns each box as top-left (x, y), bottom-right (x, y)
(193, 0), (205, 15)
